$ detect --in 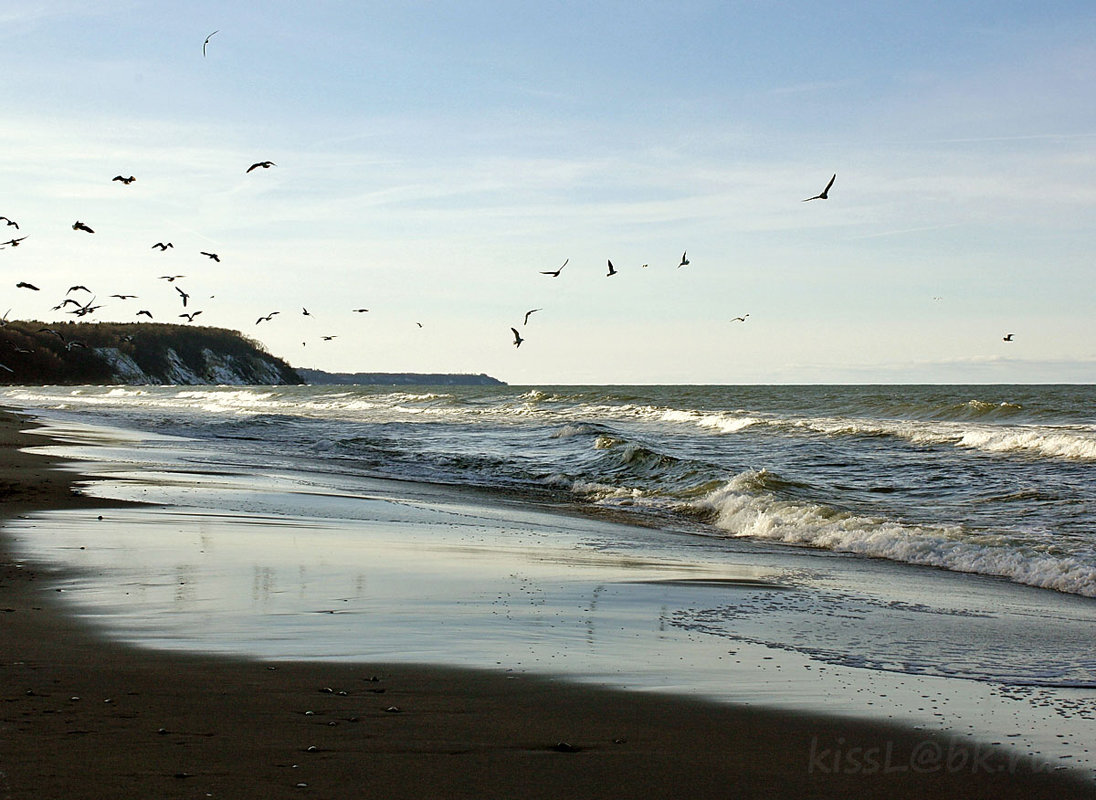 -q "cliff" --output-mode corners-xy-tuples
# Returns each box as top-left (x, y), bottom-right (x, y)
(297, 368), (506, 386)
(0, 322), (301, 385)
